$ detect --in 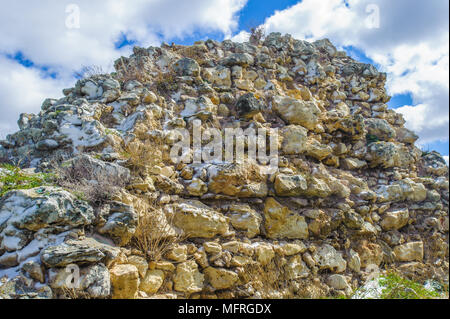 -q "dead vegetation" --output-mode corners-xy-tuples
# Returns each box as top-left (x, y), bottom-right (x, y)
(53, 156), (130, 207)
(249, 26), (266, 45)
(74, 65), (106, 79)
(239, 260), (287, 298)
(132, 208), (184, 262)
(59, 287), (93, 299)
(115, 57), (152, 84)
